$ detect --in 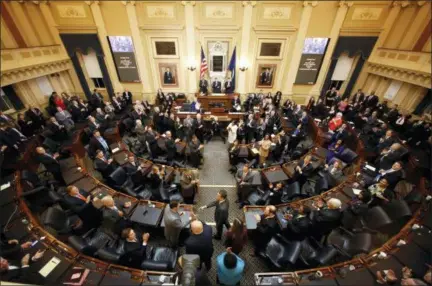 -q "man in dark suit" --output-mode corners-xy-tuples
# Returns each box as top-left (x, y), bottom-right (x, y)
(184, 220), (214, 270)
(25, 107), (45, 130)
(265, 182), (284, 205)
(376, 130), (397, 152)
(89, 130), (110, 156)
(100, 195), (132, 235)
(375, 161), (403, 188)
(164, 131), (177, 162)
(91, 89), (104, 109)
(311, 198), (342, 235)
(351, 89), (365, 104)
(324, 87), (337, 107)
(193, 114), (205, 143)
(94, 150), (116, 178)
(231, 95), (241, 112)
(224, 78), (234, 94)
(34, 146), (65, 185)
(253, 205), (279, 256)
(164, 68), (174, 84)
(123, 154), (140, 176)
(285, 205), (312, 239)
(122, 89), (133, 105)
(294, 154), (314, 187)
(0, 250), (46, 284)
(120, 228), (149, 268)
(199, 78), (208, 95)
(260, 68), (272, 85)
(46, 117), (68, 141)
(212, 78), (222, 93)
(0, 123), (26, 151)
(364, 92), (379, 109)
(235, 165), (254, 203)
(375, 143), (403, 170)
(63, 185), (91, 214)
(200, 190), (230, 240)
